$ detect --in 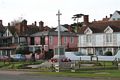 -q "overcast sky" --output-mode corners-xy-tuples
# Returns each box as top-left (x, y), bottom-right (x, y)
(0, 0), (119, 27)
